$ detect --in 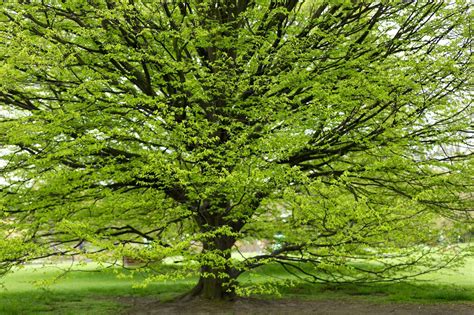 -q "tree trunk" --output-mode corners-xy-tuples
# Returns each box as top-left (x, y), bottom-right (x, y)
(182, 199), (248, 300)
(187, 268), (236, 300)
(184, 234), (238, 300)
